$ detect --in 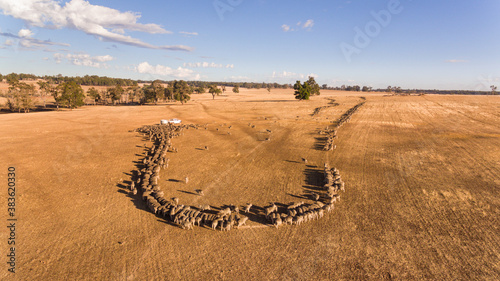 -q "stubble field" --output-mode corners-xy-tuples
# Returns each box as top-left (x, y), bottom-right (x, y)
(0, 89), (499, 280)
